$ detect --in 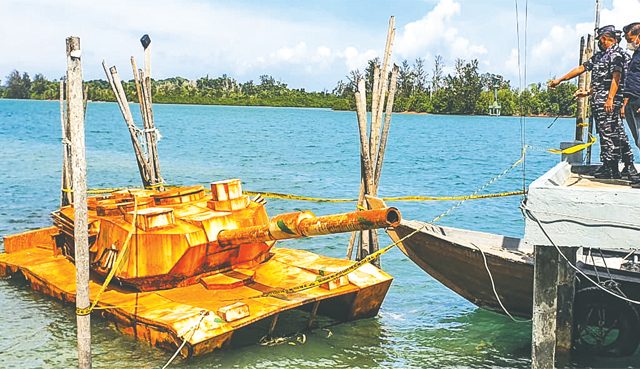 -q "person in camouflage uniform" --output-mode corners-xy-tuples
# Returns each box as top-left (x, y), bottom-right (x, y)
(550, 25), (638, 181)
